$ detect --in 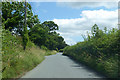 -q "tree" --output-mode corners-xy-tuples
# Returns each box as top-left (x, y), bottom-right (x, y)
(29, 20), (67, 50)
(104, 27), (107, 33)
(91, 24), (99, 37)
(44, 33), (67, 50)
(42, 21), (58, 32)
(23, 25), (29, 50)
(56, 36), (68, 50)
(2, 2), (39, 35)
(23, 1), (29, 50)
(29, 24), (47, 46)
(91, 24), (103, 38)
